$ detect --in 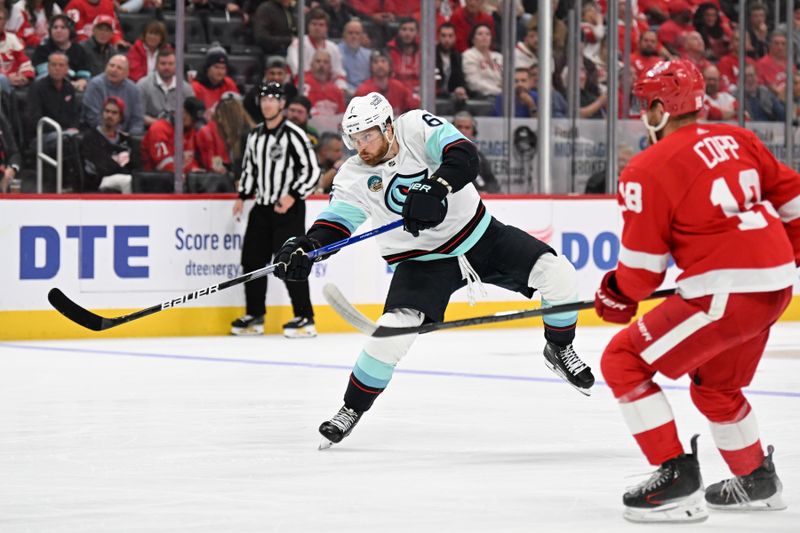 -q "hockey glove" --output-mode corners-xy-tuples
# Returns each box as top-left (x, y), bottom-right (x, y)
(402, 178), (449, 237)
(274, 236), (320, 281)
(594, 271), (639, 324)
